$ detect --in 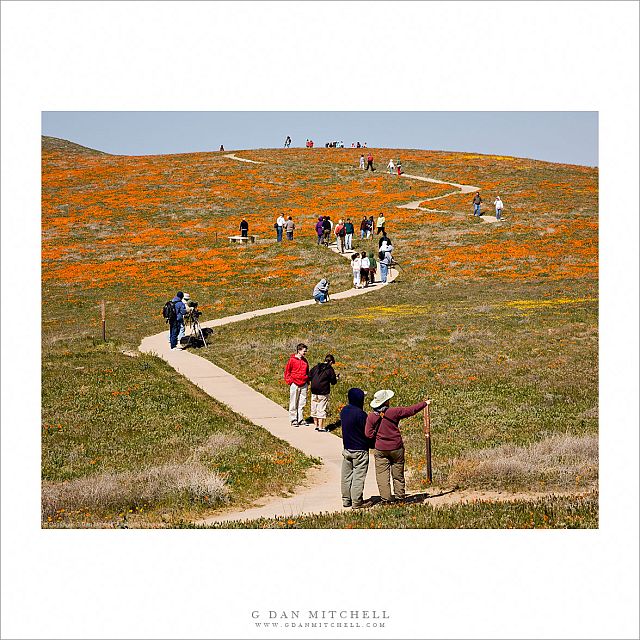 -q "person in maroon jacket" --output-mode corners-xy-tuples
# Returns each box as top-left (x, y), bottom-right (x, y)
(365, 390), (429, 503)
(284, 343), (310, 427)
